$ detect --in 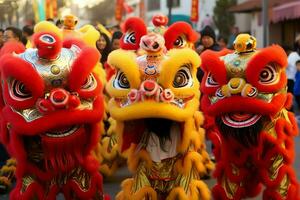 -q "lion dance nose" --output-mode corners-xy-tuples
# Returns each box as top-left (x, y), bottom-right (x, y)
(37, 88), (80, 113)
(50, 88), (69, 108)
